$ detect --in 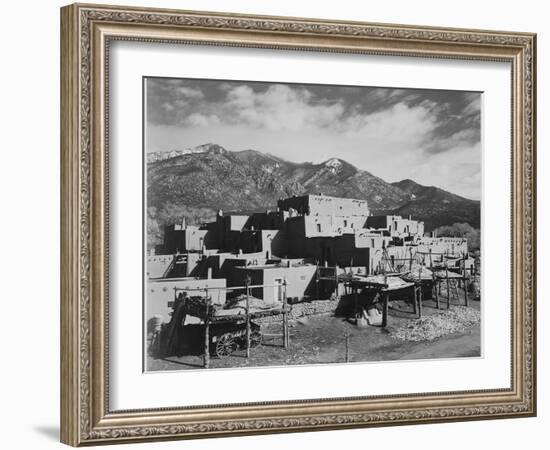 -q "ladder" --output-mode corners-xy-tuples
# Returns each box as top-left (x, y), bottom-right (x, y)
(449, 279), (460, 305)
(381, 248), (396, 273)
